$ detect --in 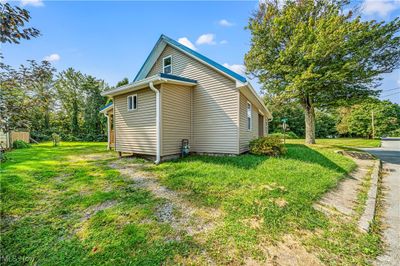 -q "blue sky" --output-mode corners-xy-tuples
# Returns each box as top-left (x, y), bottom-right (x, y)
(2, 0), (400, 103)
